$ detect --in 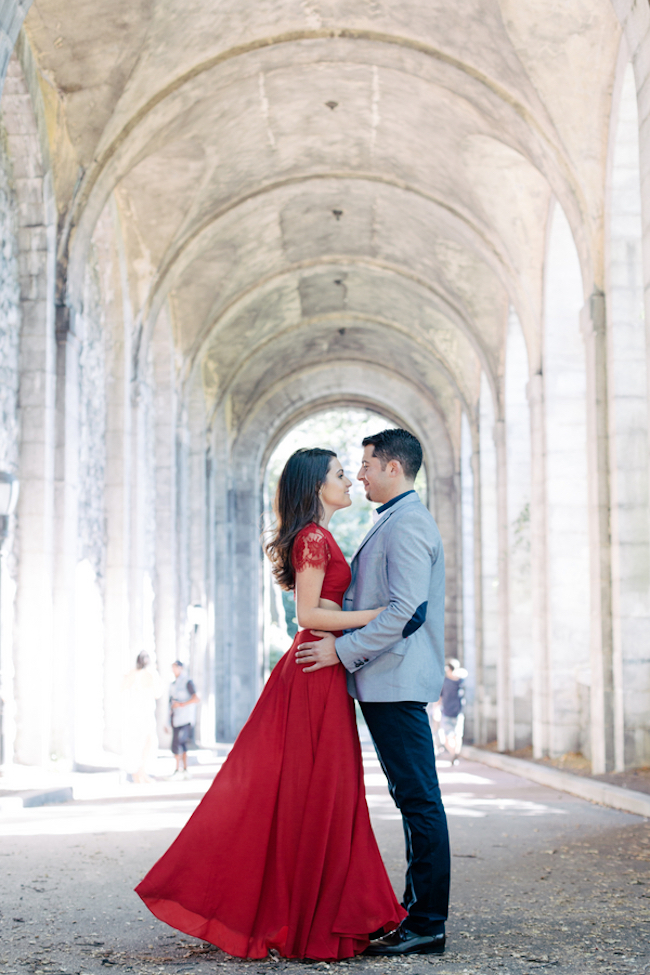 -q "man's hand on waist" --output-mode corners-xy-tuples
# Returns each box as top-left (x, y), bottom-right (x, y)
(295, 632), (339, 672)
